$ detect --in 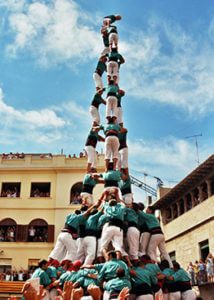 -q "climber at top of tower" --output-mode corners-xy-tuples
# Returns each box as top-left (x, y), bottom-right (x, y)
(103, 15), (122, 26)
